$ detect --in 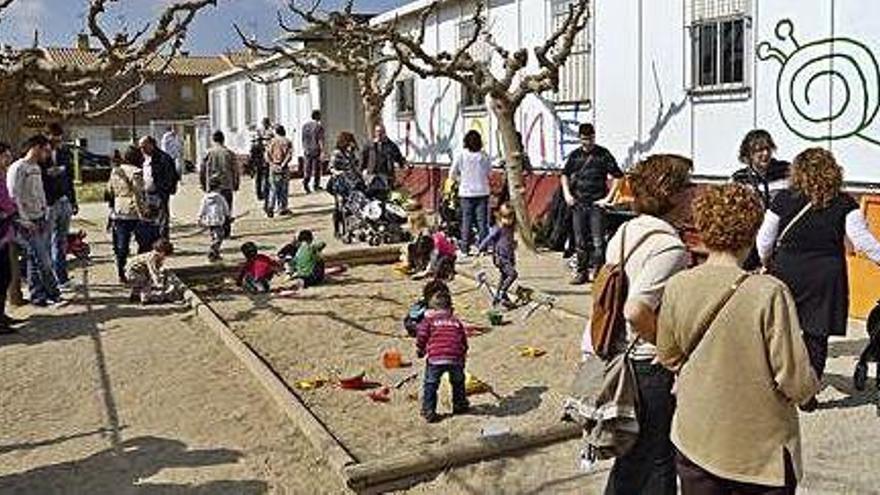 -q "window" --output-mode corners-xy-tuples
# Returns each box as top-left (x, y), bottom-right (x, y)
(266, 81), (279, 123)
(139, 83), (157, 103)
(225, 86), (238, 132)
(552, 0), (591, 103)
(210, 90), (221, 130)
(396, 78), (415, 117)
(689, 0), (750, 91)
(458, 17), (489, 112)
(180, 84), (194, 101)
(244, 81), (256, 127)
